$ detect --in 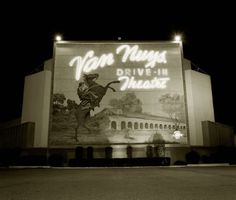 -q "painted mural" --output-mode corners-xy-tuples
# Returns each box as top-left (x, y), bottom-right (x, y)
(49, 42), (188, 146)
